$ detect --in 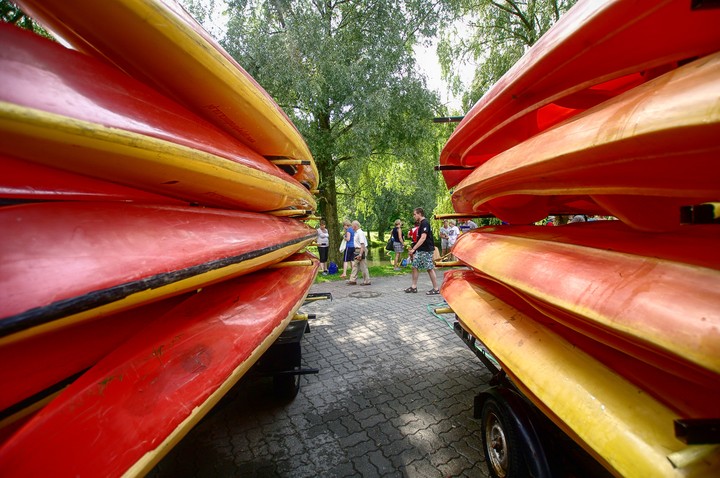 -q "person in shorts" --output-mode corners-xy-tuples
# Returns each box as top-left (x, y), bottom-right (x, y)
(404, 207), (439, 295)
